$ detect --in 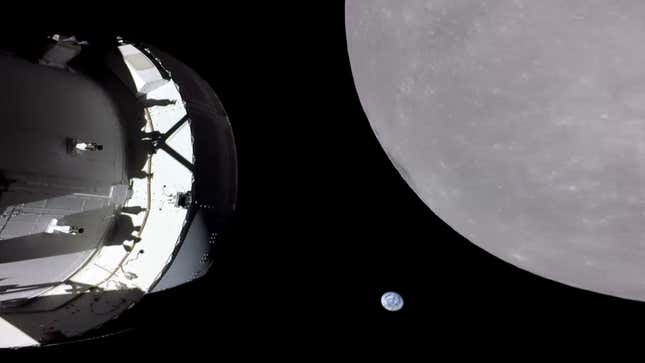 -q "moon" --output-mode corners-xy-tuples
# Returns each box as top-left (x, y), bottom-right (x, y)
(347, 1), (645, 301)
